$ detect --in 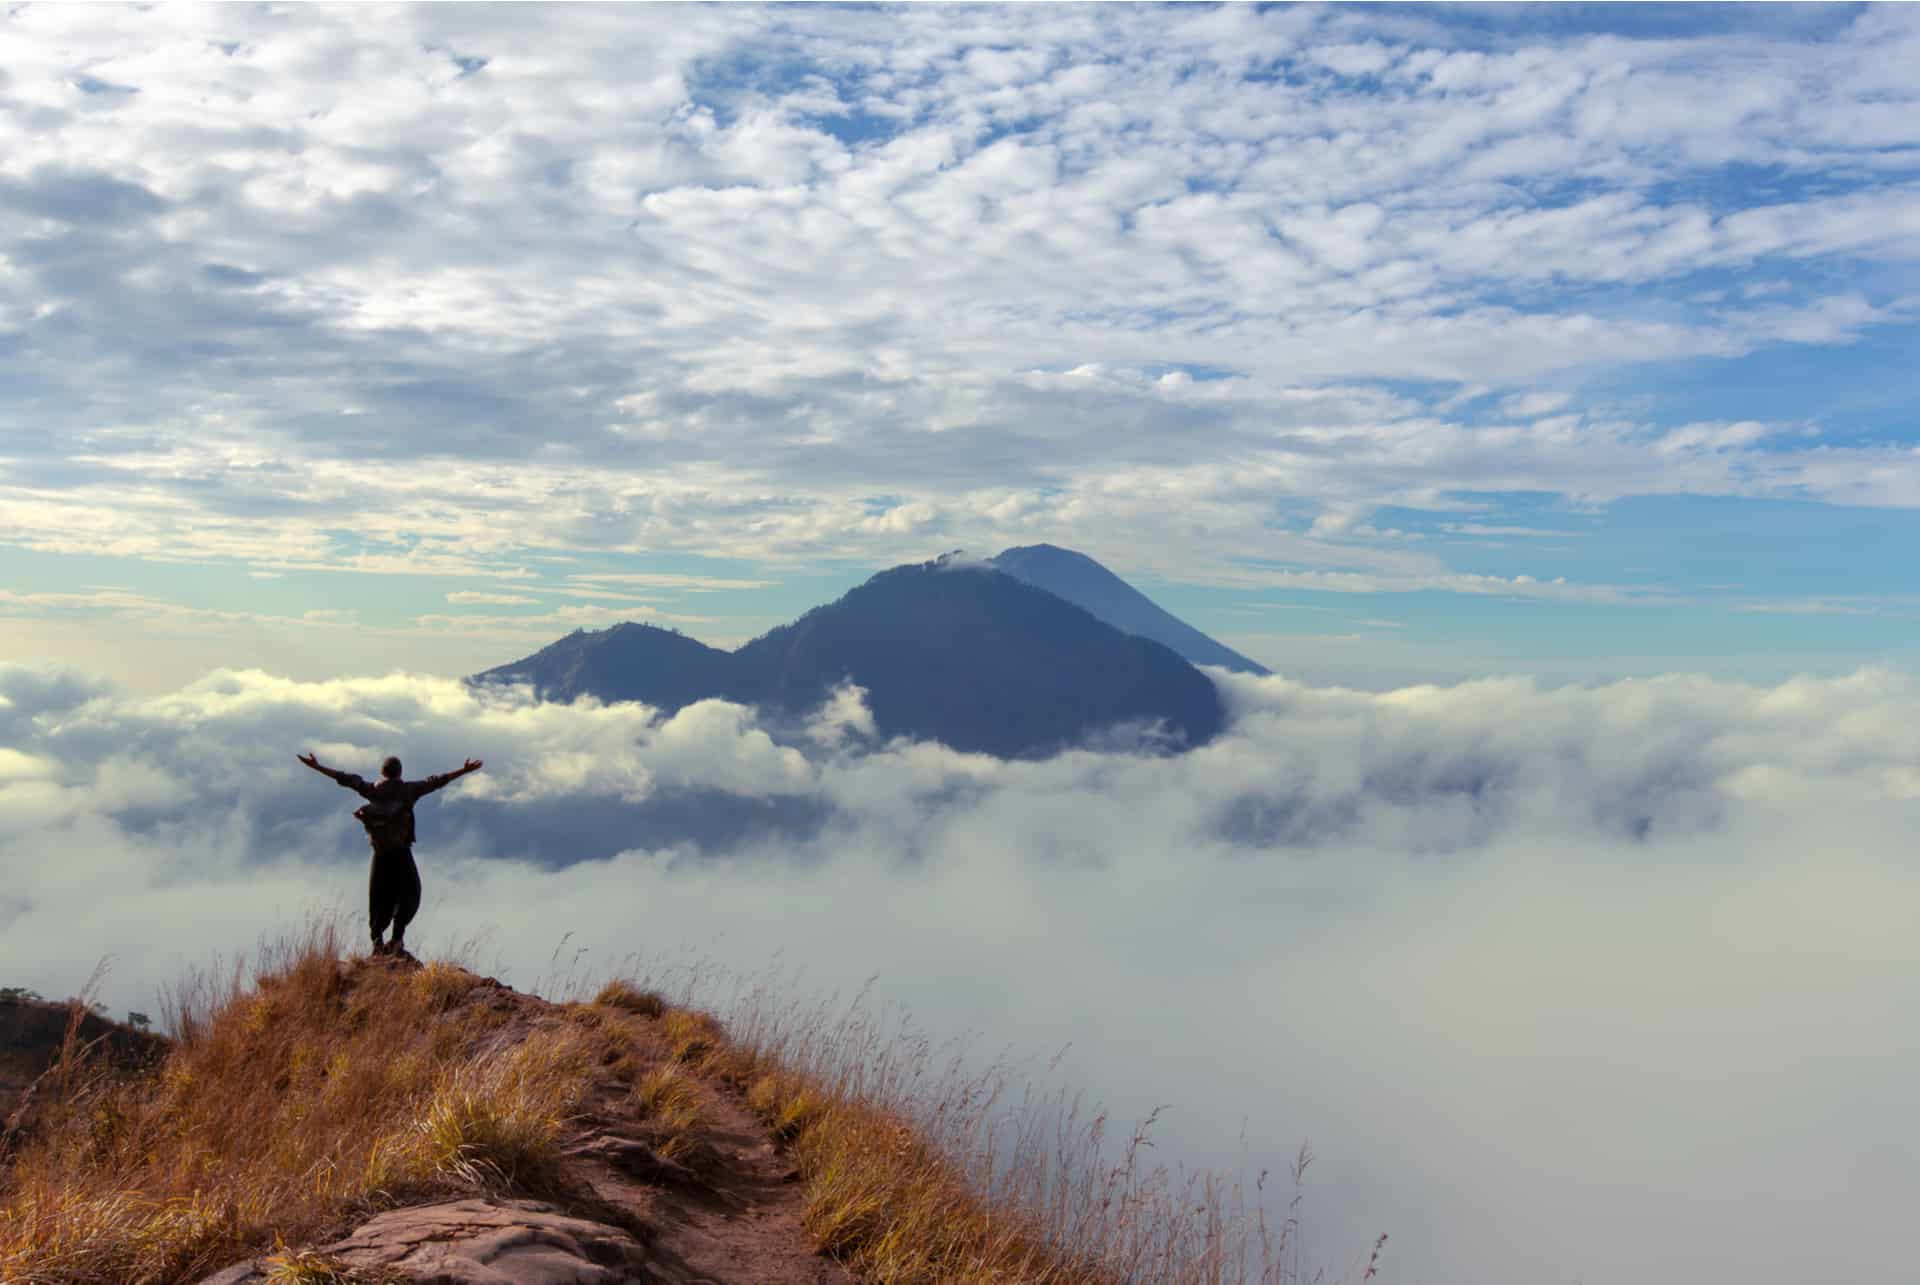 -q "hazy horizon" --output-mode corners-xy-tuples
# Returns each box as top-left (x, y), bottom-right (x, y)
(5, 5), (1919, 1284)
